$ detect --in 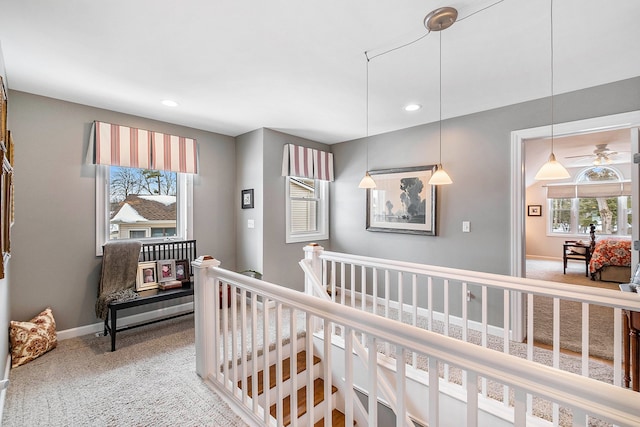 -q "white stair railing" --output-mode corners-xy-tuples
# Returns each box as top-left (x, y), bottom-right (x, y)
(299, 257), (414, 427)
(304, 246), (640, 393)
(193, 256), (640, 427)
